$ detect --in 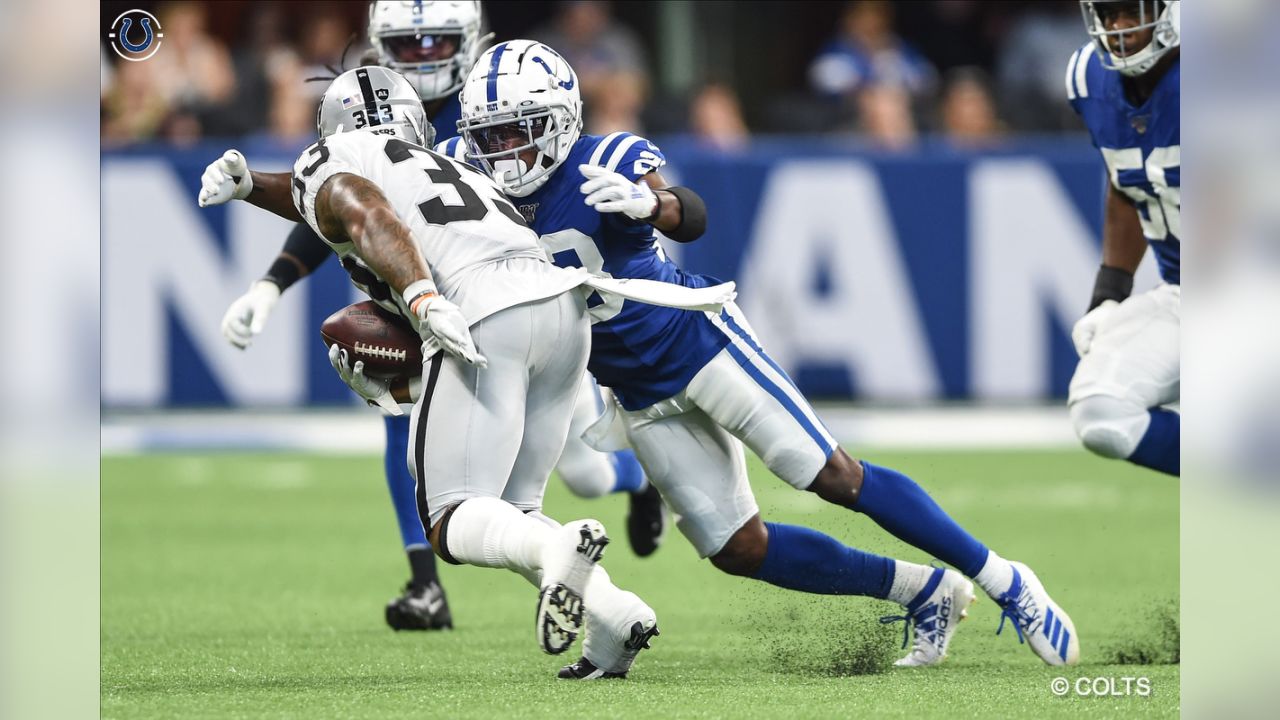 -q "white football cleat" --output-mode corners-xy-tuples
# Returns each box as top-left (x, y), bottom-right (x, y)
(559, 617), (660, 680)
(536, 519), (609, 655)
(994, 561), (1080, 666)
(884, 567), (976, 667)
